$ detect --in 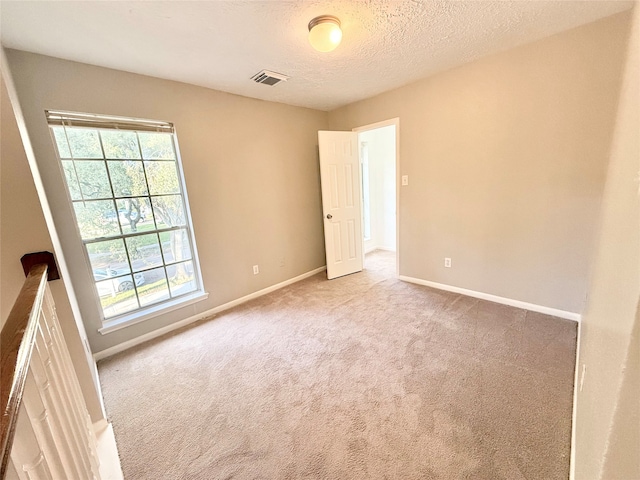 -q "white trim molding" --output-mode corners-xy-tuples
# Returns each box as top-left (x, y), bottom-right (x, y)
(98, 292), (210, 335)
(569, 319), (582, 480)
(398, 275), (581, 322)
(93, 265), (327, 360)
(94, 421), (124, 480)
